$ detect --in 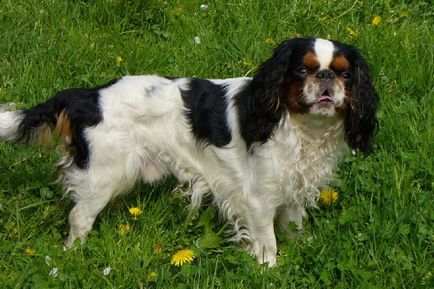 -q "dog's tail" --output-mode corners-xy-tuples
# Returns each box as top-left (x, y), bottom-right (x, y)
(1, 79), (118, 168)
(0, 104), (24, 142)
(0, 97), (72, 146)
(0, 79), (118, 146)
